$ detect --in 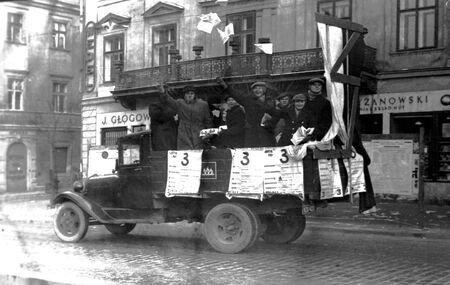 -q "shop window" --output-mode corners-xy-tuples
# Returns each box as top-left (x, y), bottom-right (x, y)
(52, 82), (68, 113)
(101, 127), (127, 146)
(226, 11), (255, 55)
(152, 24), (176, 66)
(132, 125), (146, 133)
(7, 78), (24, 110)
(7, 13), (24, 43)
(104, 34), (124, 82)
(53, 147), (68, 174)
(360, 114), (382, 134)
(397, 0), (437, 51)
(52, 21), (67, 49)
